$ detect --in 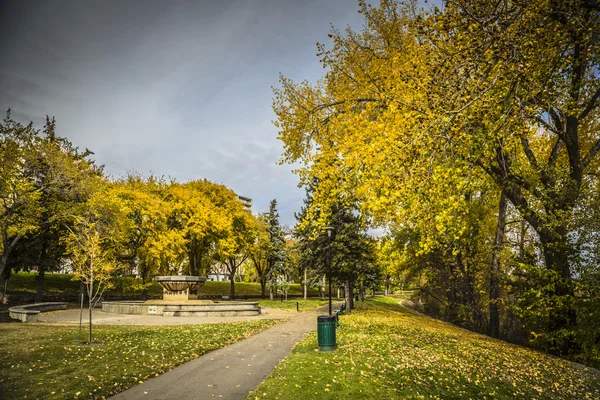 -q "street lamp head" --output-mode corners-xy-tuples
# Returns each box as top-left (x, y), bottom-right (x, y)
(323, 226), (334, 238)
